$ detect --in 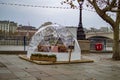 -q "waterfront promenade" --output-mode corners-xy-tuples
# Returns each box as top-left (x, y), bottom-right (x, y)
(0, 53), (120, 80)
(0, 46), (27, 51)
